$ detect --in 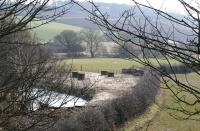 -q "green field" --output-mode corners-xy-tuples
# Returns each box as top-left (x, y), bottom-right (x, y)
(147, 94), (200, 131)
(121, 72), (200, 131)
(63, 58), (139, 73)
(63, 58), (179, 73)
(143, 73), (200, 131)
(32, 21), (82, 42)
